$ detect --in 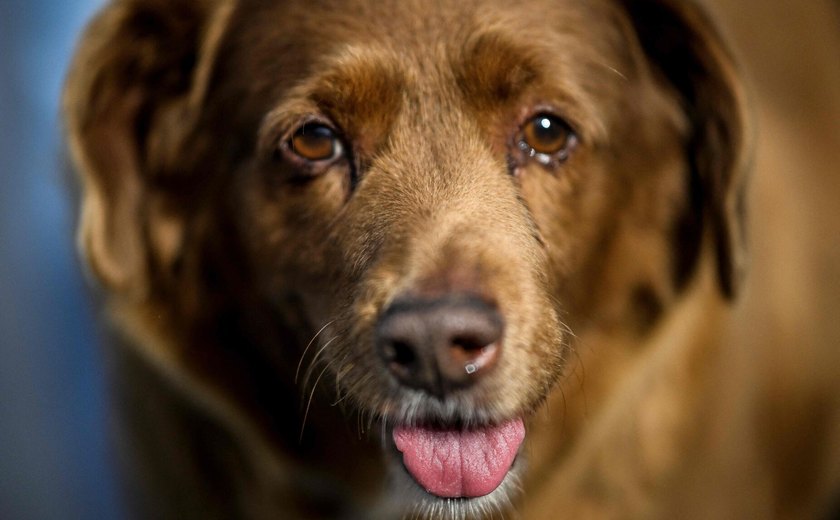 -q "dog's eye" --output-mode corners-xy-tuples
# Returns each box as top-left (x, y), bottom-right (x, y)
(288, 123), (343, 162)
(519, 113), (576, 163)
